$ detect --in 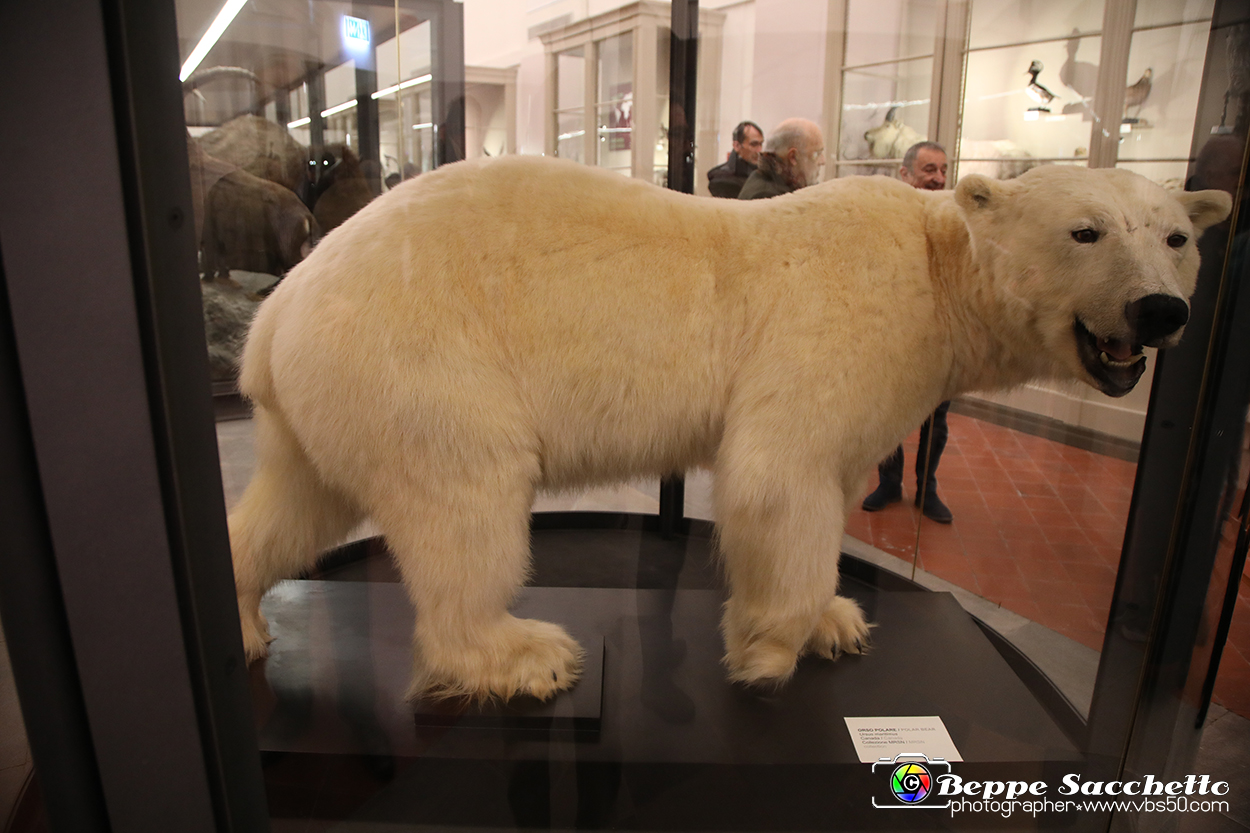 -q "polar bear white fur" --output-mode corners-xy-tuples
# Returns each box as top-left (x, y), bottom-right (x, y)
(228, 156), (1229, 701)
